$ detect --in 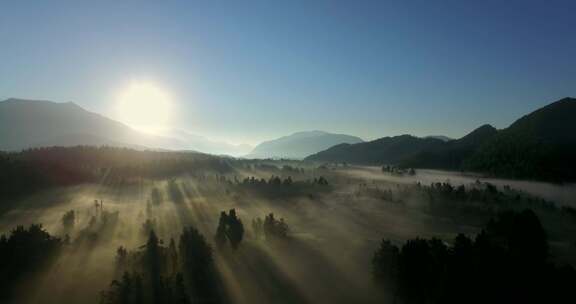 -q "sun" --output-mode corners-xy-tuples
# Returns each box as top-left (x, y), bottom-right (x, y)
(116, 81), (173, 133)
